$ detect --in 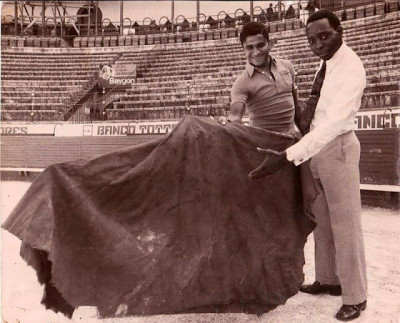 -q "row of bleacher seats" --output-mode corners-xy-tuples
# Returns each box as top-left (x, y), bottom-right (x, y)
(107, 104), (227, 121)
(107, 11), (399, 120)
(271, 12), (399, 49)
(112, 16), (399, 67)
(1, 52), (119, 118)
(1, 10), (399, 122)
(1, 36), (68, 48)
(1, 109), (64, 122)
